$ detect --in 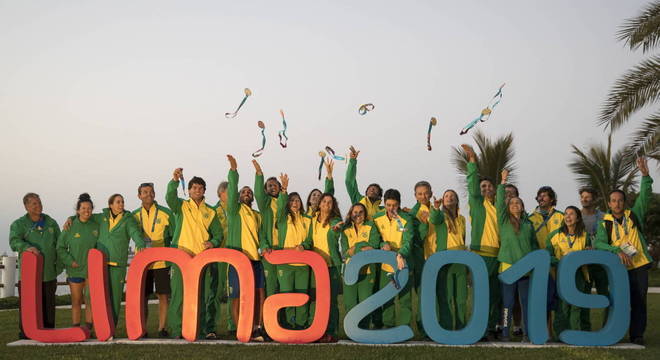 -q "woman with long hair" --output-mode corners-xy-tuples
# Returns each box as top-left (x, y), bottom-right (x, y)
(340, 202), (380, 328)
(57, 193), (99, 328)
(421, 189), (468, 330)
(497, 169), (537, 342)
(546, 206), (591, 334)
(302, 192), (342, 342)
(274, 173), (312, 329)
